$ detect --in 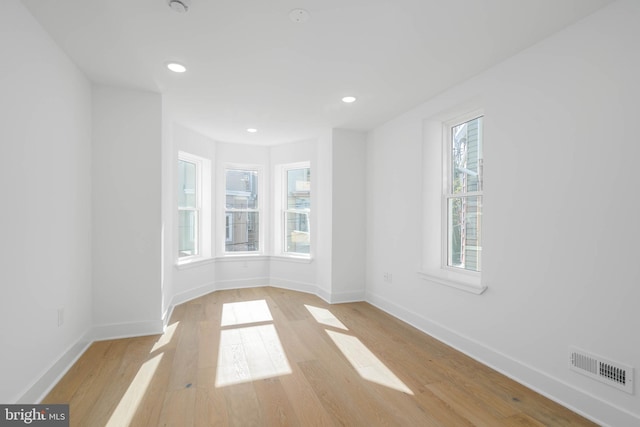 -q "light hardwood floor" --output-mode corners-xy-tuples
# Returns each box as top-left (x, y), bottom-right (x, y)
(43, 287), (597, 426)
